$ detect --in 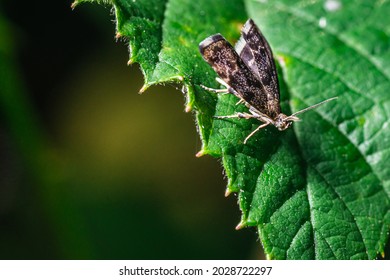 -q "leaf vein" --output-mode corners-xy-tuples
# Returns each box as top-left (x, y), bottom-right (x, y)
(310, 166), (369, 259)
(274, 2), (390, 82)
(284, 56), (385, 192)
